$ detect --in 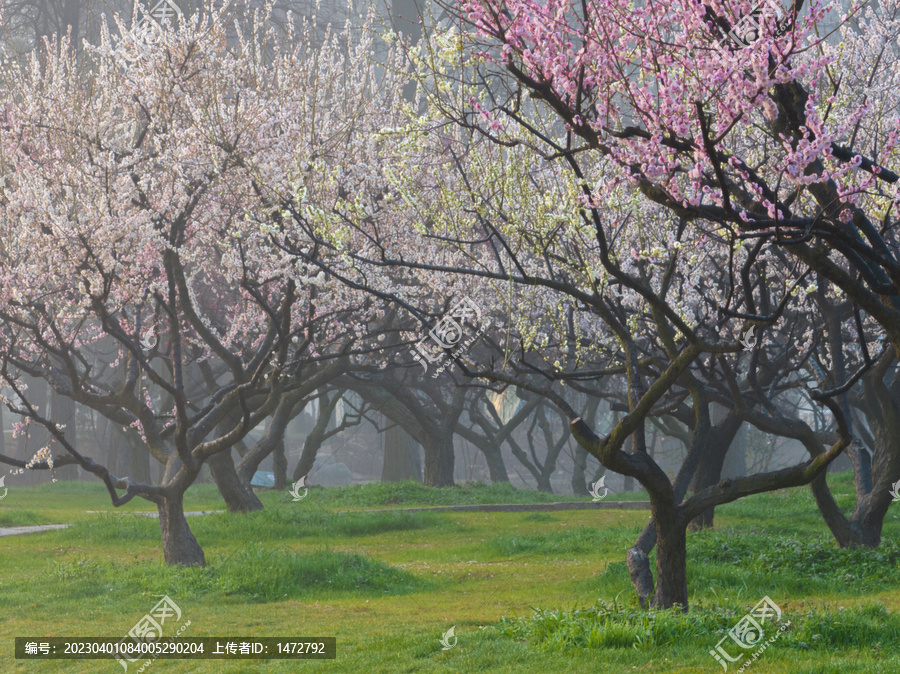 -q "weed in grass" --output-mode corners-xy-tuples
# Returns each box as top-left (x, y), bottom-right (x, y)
(491, 599), (900, 656)
(689, 531), (900, 590)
